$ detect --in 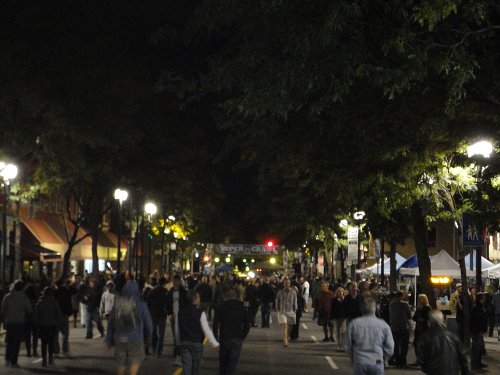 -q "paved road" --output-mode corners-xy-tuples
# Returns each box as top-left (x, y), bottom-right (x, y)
(1, 311), (500, 374)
